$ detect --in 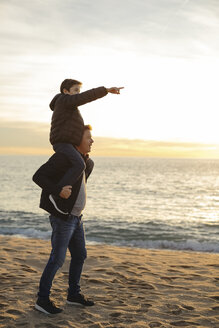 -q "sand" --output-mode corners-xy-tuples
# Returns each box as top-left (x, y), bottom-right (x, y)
(0, 235), (218, 328)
